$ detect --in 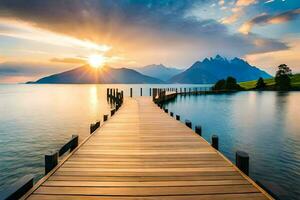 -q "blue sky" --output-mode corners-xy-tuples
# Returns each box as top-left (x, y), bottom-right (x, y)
(0, 0), (299, 82)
